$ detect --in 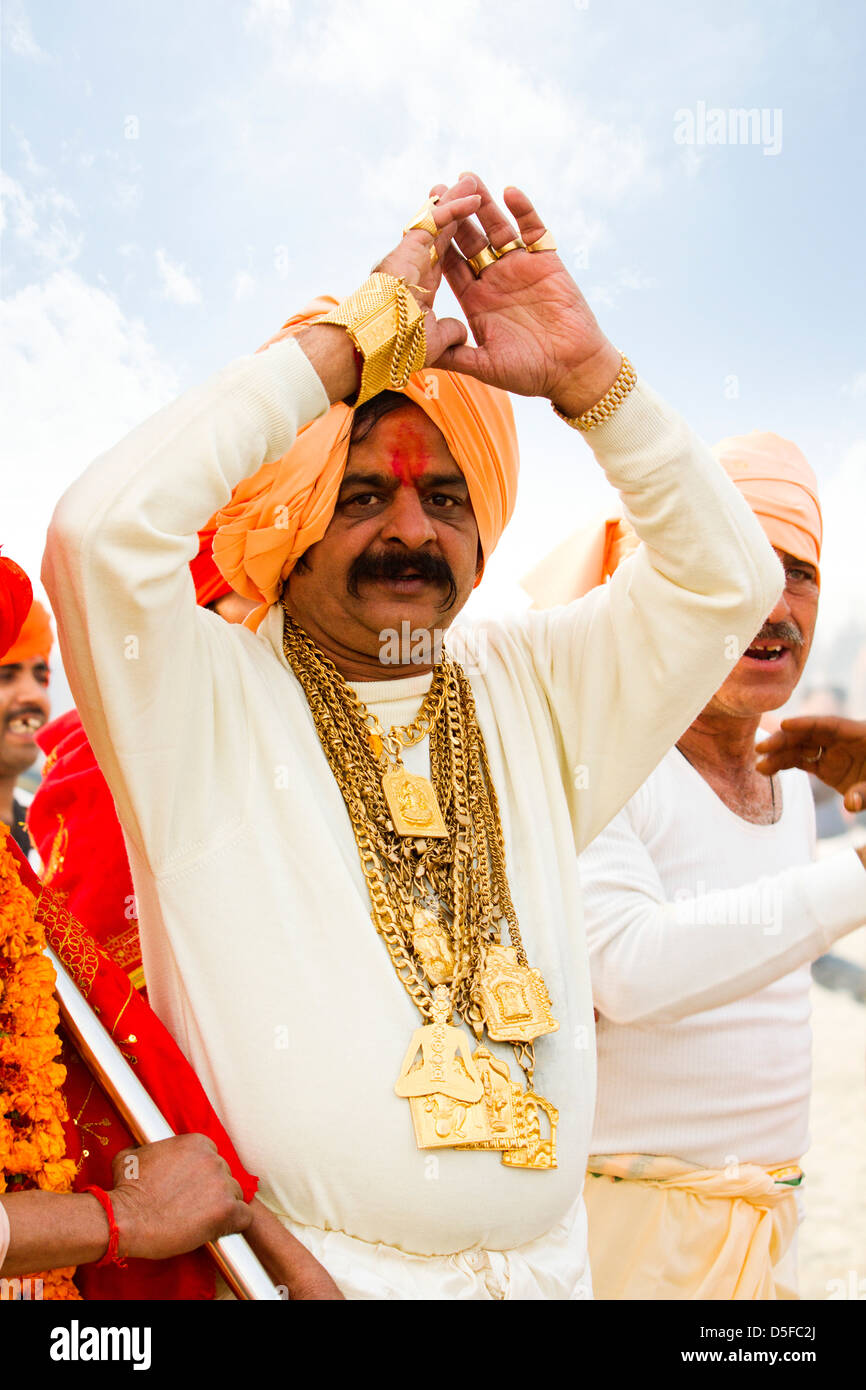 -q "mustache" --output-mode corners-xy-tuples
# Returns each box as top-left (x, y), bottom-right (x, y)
(346, 548), (458, 611)
(751, 620), (804, 647)
(5, 705), (46, 724)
